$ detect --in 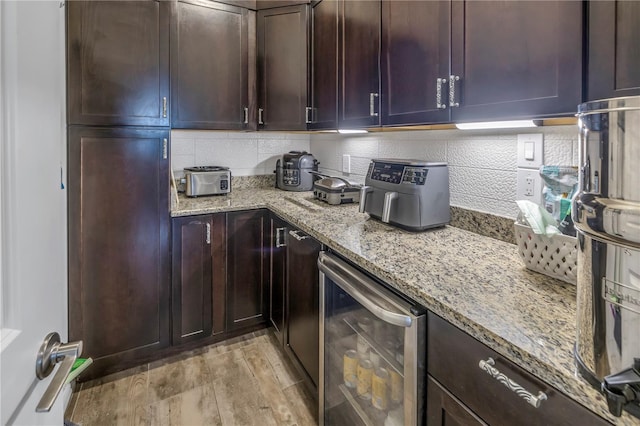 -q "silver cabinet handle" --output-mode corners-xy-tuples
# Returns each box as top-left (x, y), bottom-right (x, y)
(359, 185), (373, 213)
(305, 107), (313, 124)
(35, 332), (83, 412)
(382, 191), (398, 223)
(162, 97), (167, 118)
(258, 108), (264, 125)
(275, 227), (287, 247)
(478, 357), (547, 408)
(206, 223), (211, 245)
(162, 138), (168, 160)
(243, 107), (249, 124)
(449, 75), (460, 107)
(369, 93), (379, 117)
(289, 229), (309, 241)
(436, 77), (447, 109)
